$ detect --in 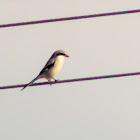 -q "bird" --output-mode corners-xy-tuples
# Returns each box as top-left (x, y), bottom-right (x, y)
(21, 50), (69, 91)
